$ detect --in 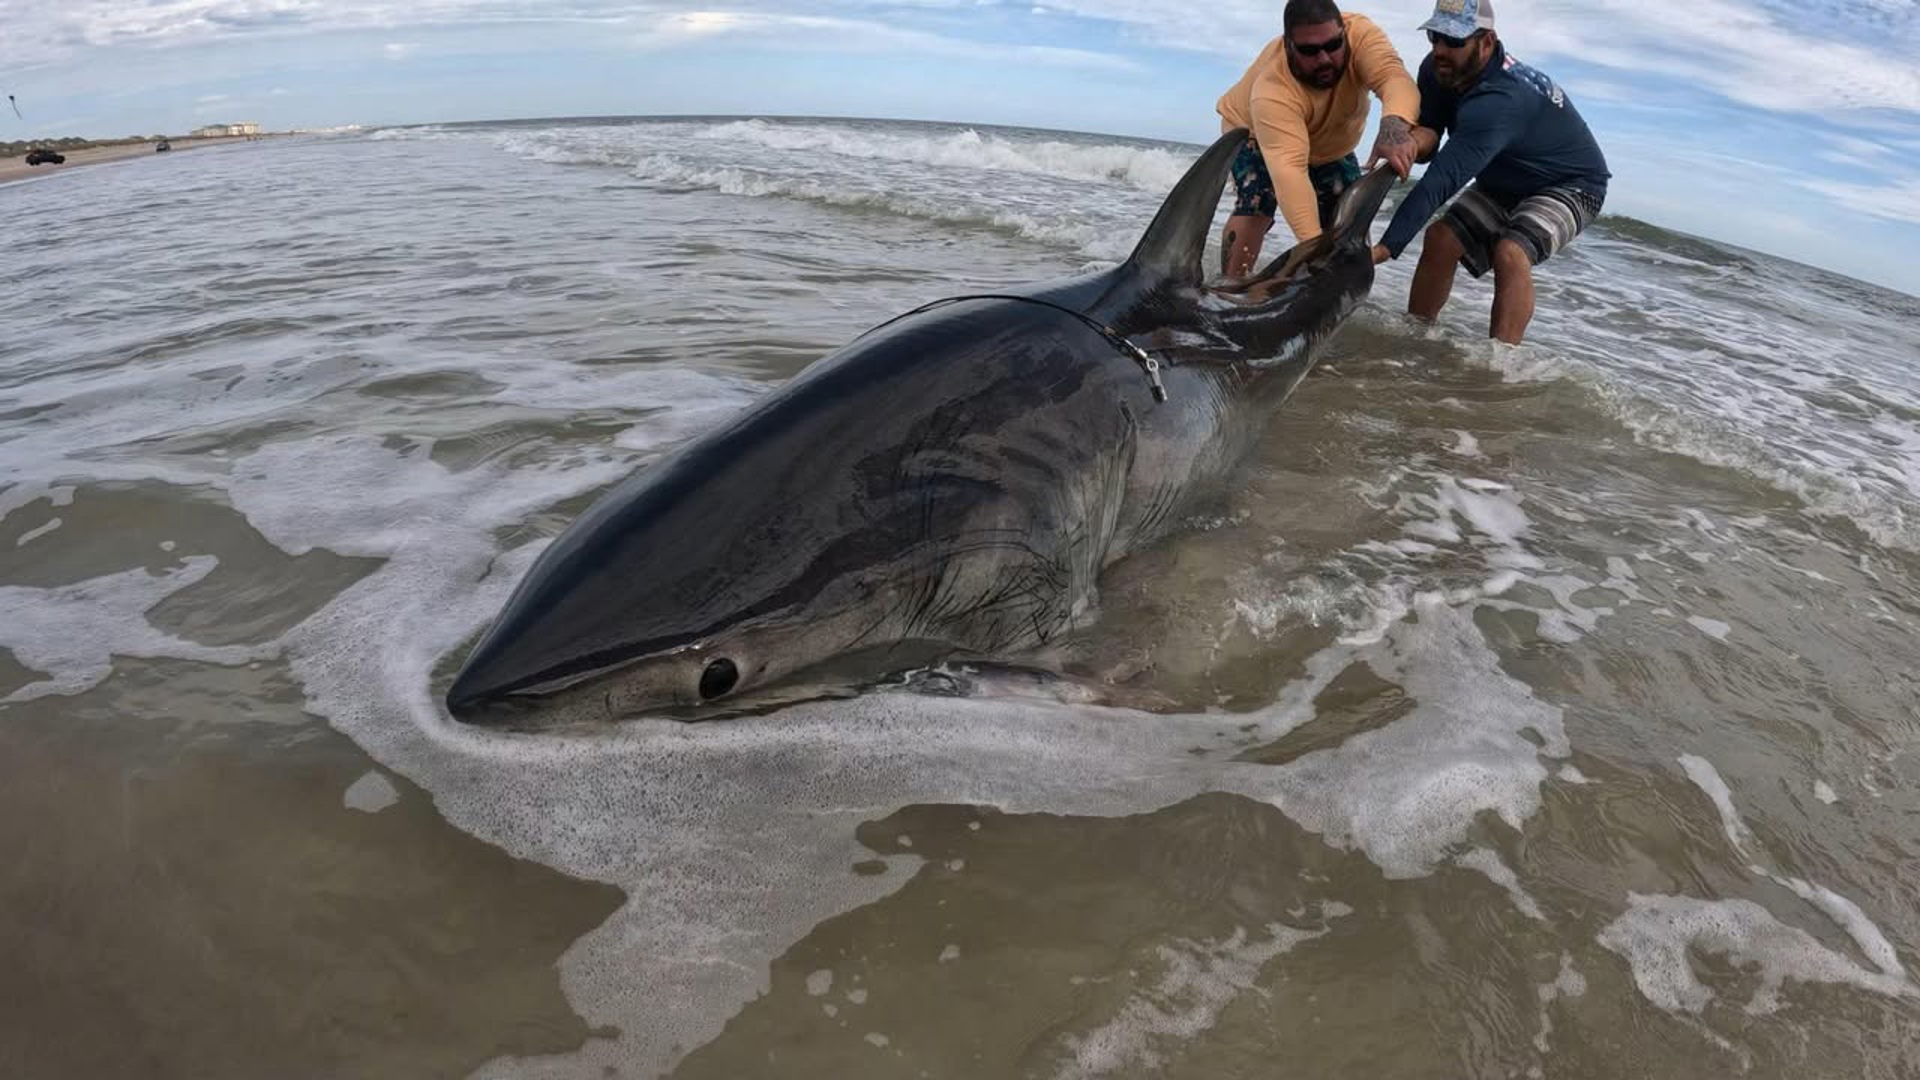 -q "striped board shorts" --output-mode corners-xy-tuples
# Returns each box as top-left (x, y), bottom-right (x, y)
(1441, 183), (1605, 278)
